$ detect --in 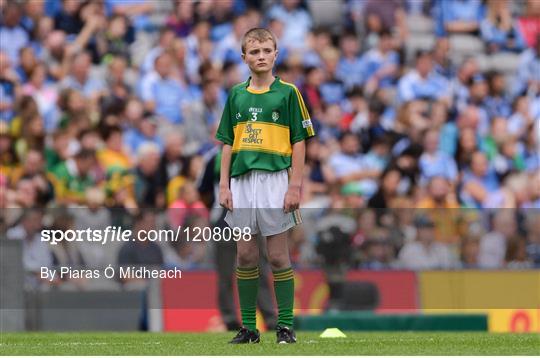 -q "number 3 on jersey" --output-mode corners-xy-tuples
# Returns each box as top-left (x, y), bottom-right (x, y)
(250, 112), (258, 122)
